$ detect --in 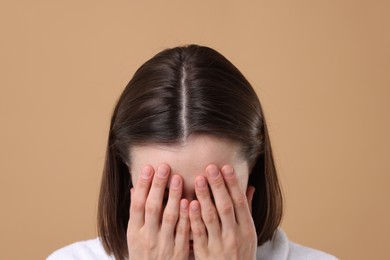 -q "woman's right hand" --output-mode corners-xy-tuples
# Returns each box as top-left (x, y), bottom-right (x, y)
(127, 163), (190, 260)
